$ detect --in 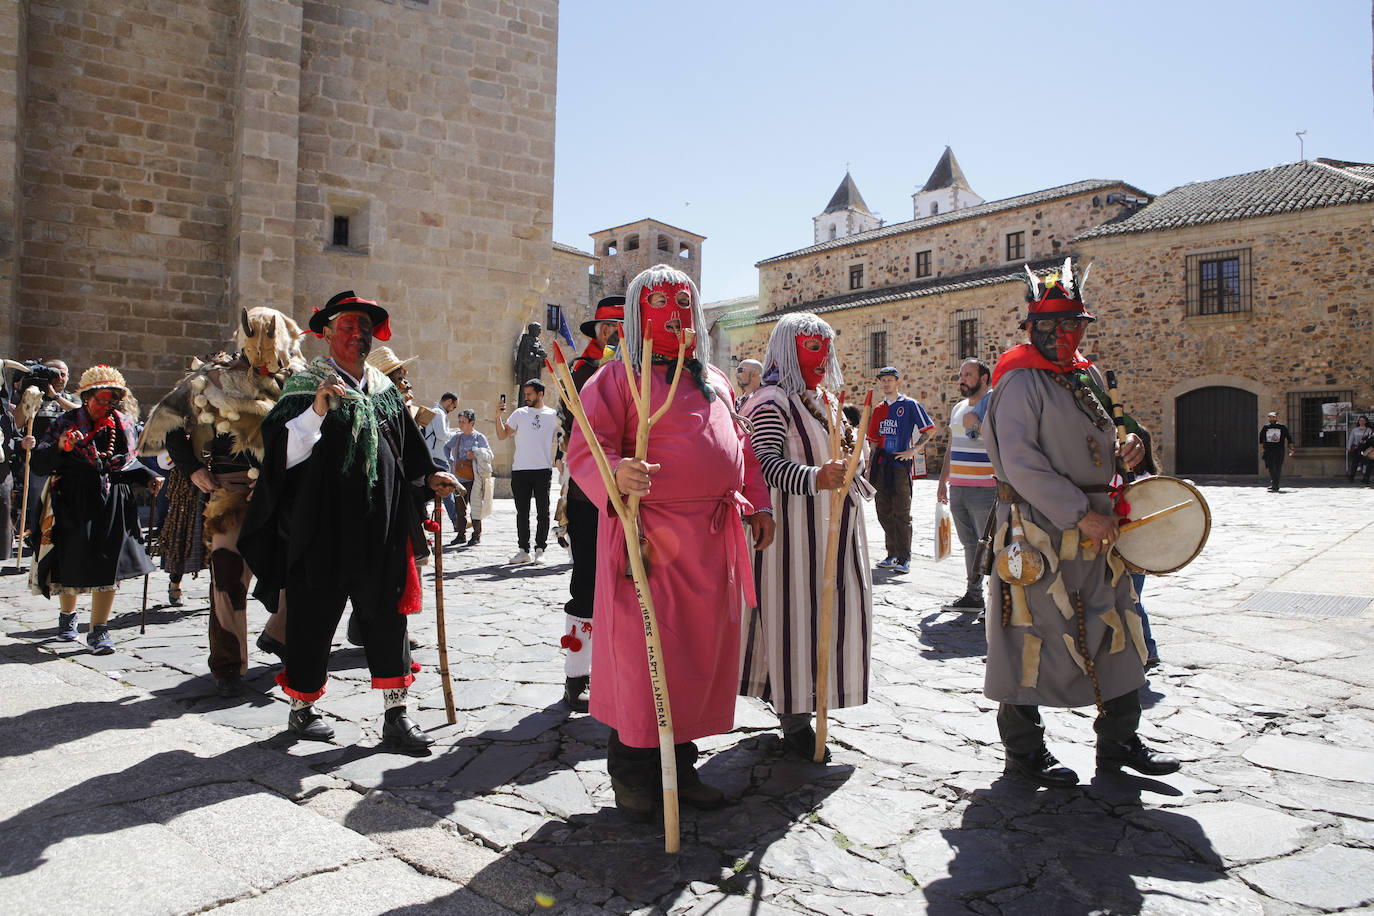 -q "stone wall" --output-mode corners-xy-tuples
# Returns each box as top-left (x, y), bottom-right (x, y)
(1078, 204), (1374, 476)
(13, 0), (238, 395)
(0, 0), (25, 352)
(760, 186), (1137, 312)
(549, 245), (595, 331)
(4, 0), (559, 483)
